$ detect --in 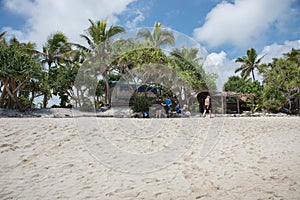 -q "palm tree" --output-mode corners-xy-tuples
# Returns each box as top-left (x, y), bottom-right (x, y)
(136, 22), (175, 48)
(0, 31), (5, 38)
(41, 32), (72, 67)
(80, 19), (125, 105)
(0, 31), (7, 47)
(80, 19), (125, 50)
(39, 32), (72, 108)
(235, 48), (264, 81)
(171, 46), (202, 69)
